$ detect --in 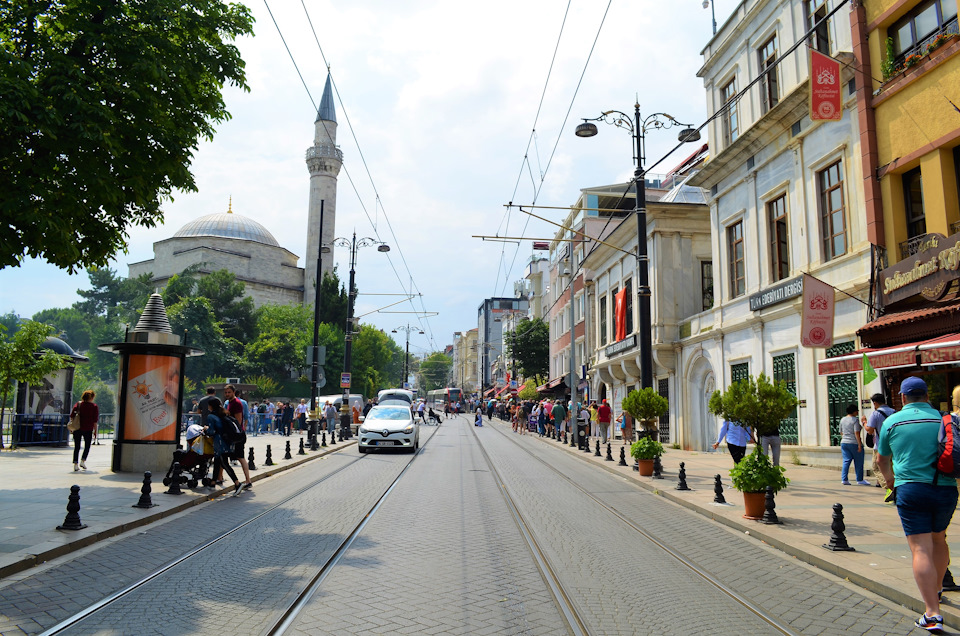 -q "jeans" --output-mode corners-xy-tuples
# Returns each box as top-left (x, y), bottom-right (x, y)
(760, 435), (781, 467)
(841, 443), (864, 482)
(326, 417), (336, 434)
(728, 443), (747, 464)
(72, 430), (92, 463)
